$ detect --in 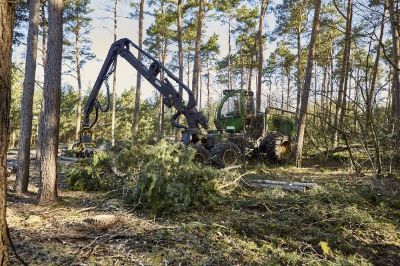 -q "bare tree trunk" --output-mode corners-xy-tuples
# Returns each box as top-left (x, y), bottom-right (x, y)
(207, 52), (211, 120)
(175, 0), (184, 142)
(38, 0), (64, 203)
(287, 69), (291, 110)
(256, 0), (268, 112)
(15, 0), (41, 194)
(295, 0), (321, 167)
(296, 29), (302, 114)
(133, 0), (145, 139)
(388, 0), (400, 131)
(228, 16), (232, 90)
(365, 6), (385, 174)
(240, 48), (244, 90)
(0, 1), (15, 262)
(75, 35), (82, 140)
(111, 0), (117, 146)
(36, 2), (47, 163)
(191, 0), (204, 101)
(332, 0), (352, 148)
